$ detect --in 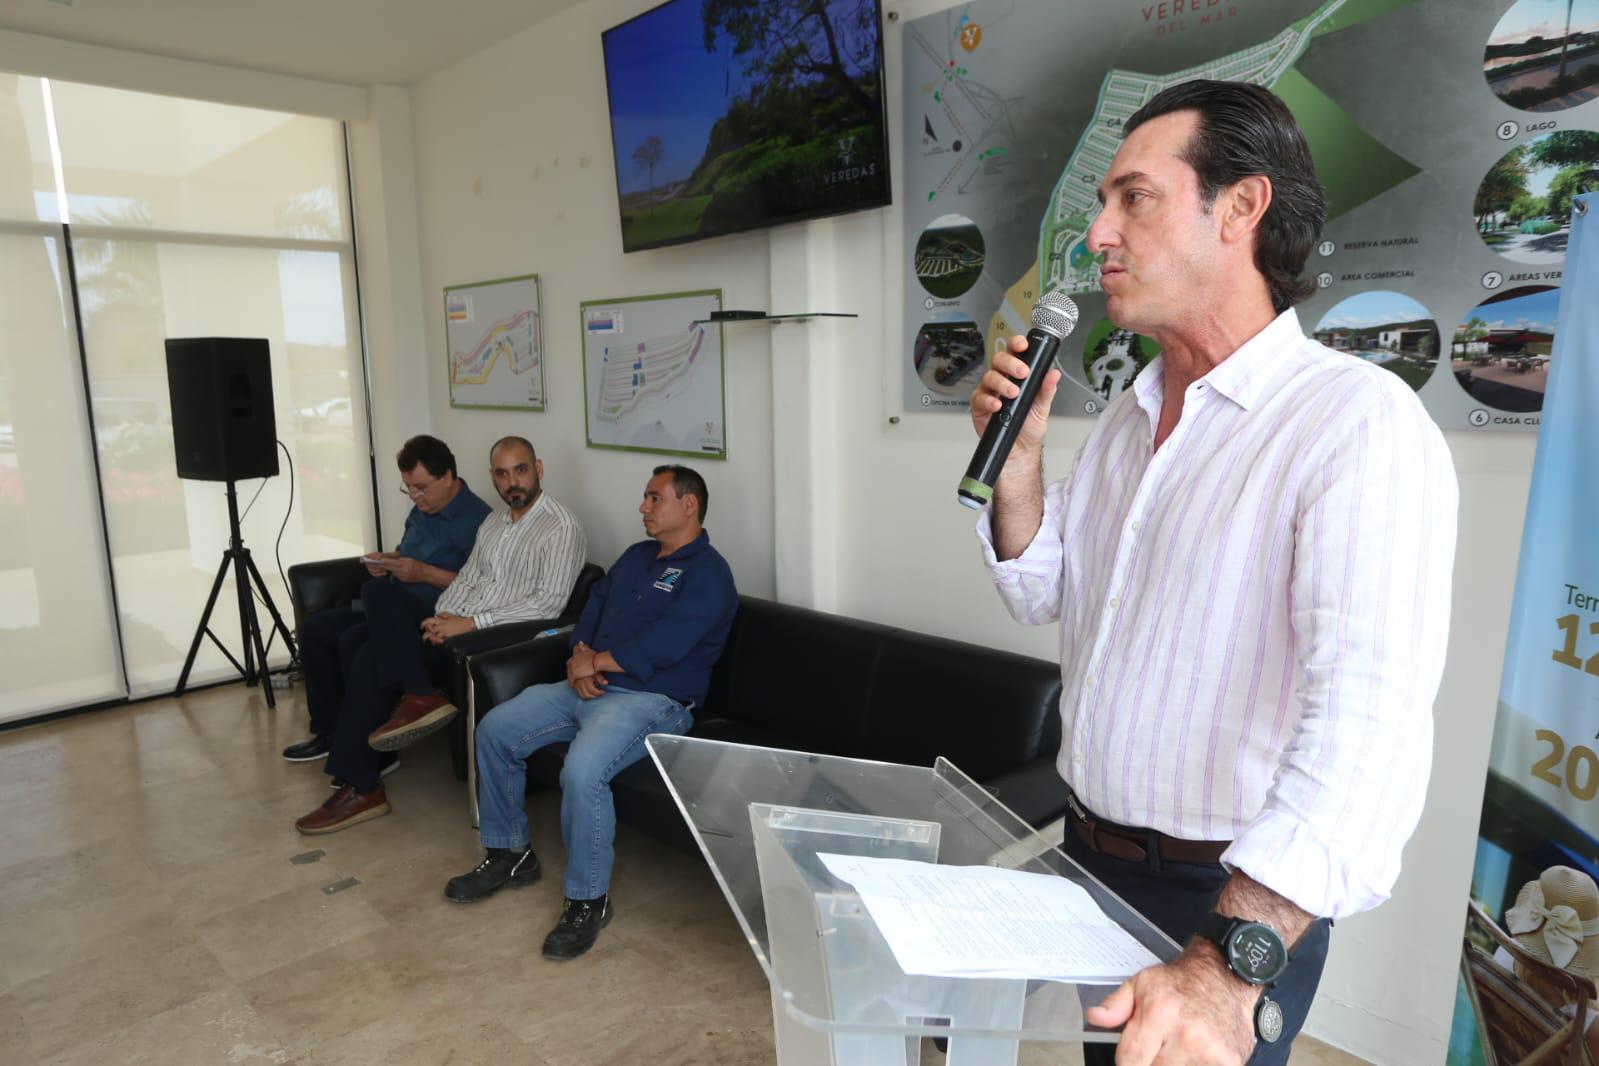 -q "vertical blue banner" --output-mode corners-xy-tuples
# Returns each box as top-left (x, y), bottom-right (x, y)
(1452, 191), (1599, 1063)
